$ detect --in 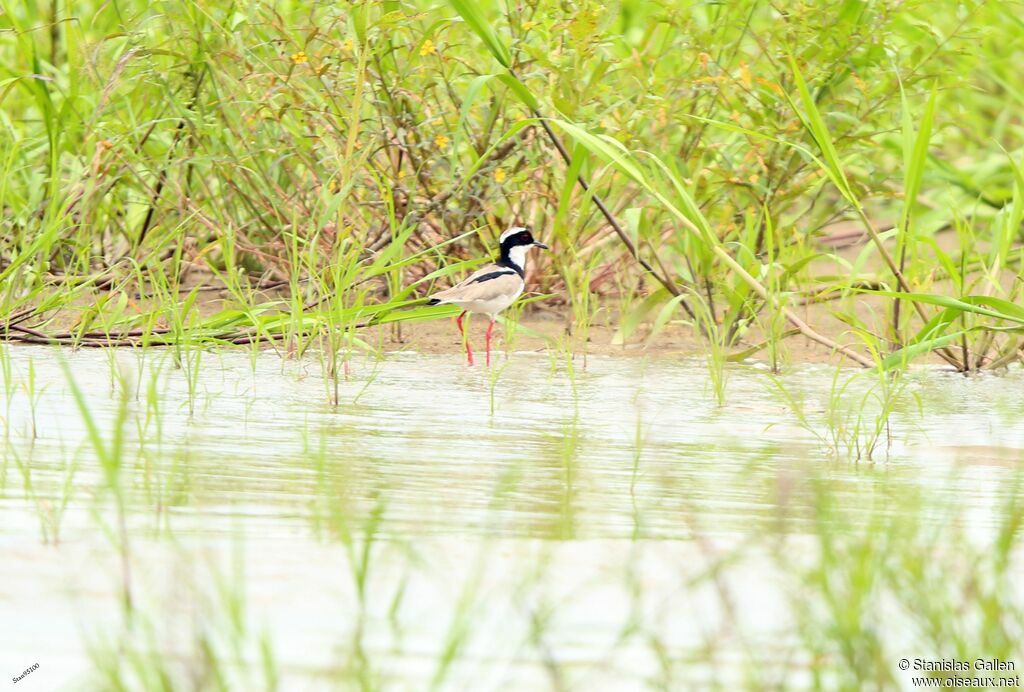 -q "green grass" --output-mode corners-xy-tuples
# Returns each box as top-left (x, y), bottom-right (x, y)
(0, 0), (1021, 372)
(2, 5), (1023, 686)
